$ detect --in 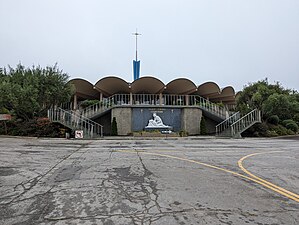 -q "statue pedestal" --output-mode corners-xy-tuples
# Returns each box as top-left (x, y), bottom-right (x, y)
(144, 126), (173, 132)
